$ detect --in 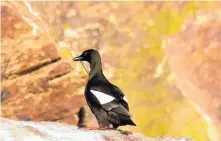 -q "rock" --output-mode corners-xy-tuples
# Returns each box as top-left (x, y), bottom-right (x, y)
(0, 117), (193, 141)
(1, 4), (86, 124)
(163, 11), (221, 140)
